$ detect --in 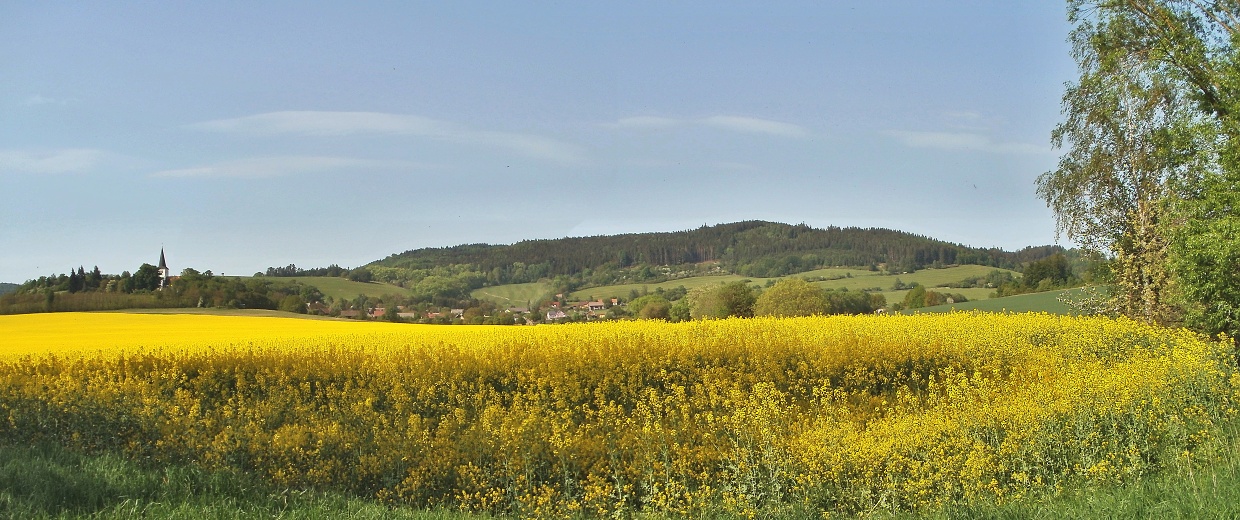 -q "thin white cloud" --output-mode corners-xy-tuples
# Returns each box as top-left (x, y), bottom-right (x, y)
(188, 111), (585, 165)
(611, 114), (810, 137)
(0, 148), (105, 174)
(888, 131), (1051, 155)
(941, 110), (991, 131)
(614, 116), (683, 129)
(150, 156), (422, 179)
(701, 116), (809, 138)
